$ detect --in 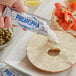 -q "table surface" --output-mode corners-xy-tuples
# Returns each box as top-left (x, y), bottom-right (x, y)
(0, 0), (76, 76)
